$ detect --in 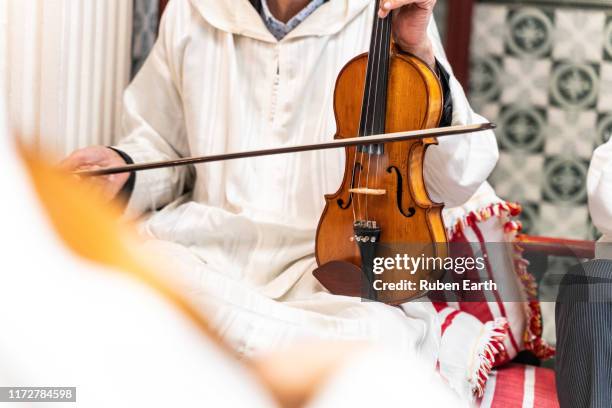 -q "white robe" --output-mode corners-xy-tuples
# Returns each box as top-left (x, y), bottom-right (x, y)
(588, 139), (612, 259)
(0, 127), (464, 408)
(0, 81), (461, 406)
(115, 0), (499, 398)
(118, 0), (498, 295)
